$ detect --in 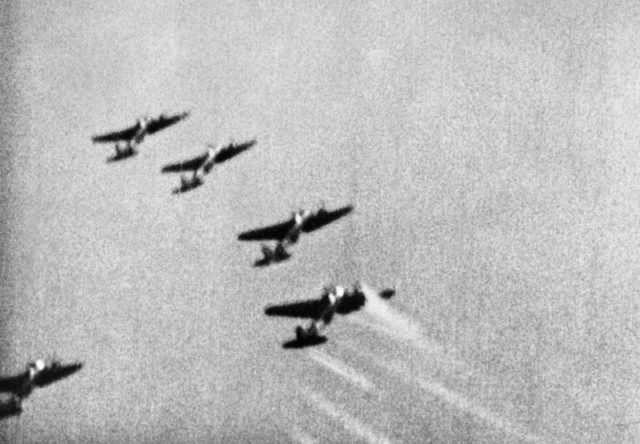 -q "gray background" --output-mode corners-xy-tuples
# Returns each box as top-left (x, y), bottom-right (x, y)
(1, 1), (639, 442)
